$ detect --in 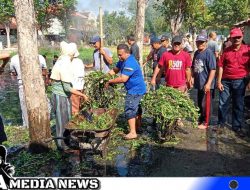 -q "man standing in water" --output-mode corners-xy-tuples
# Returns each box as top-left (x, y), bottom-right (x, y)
(106, 44), (146, 140)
